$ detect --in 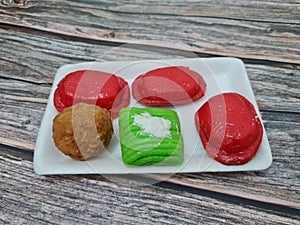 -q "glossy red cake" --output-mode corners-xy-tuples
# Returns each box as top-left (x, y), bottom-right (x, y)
(194, 92), (263, 165)
(132, 66), (206, 106)
(53, 70), (130, 118)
